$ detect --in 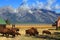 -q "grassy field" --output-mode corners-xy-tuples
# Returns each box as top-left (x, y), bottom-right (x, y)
(0, 24), (60, 40)
(6, 24), (53, 28)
